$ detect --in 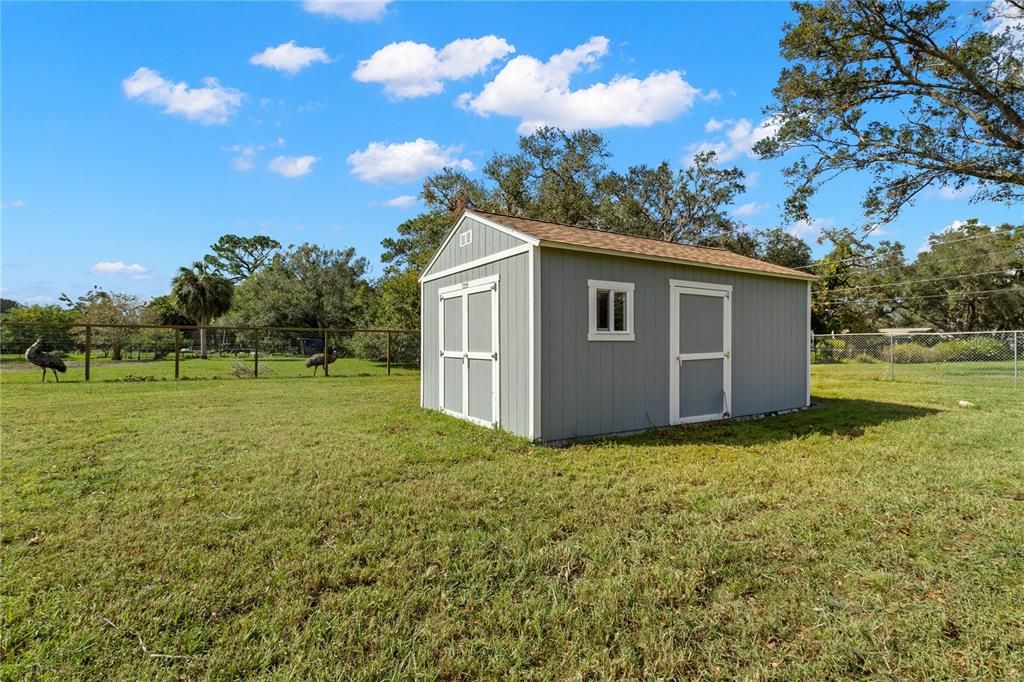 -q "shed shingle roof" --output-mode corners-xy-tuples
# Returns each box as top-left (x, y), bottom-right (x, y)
(467, 209), (817, 281)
